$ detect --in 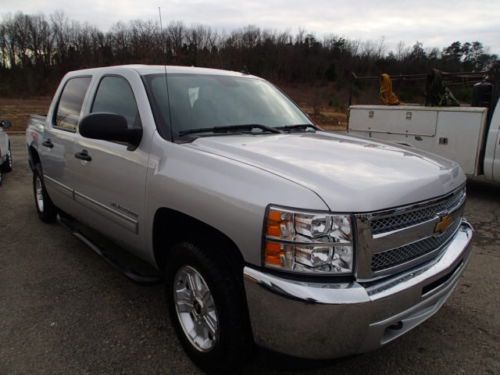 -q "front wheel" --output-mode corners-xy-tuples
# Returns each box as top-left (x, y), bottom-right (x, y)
(33, 164), (58, 222)
(165, 241), (253, 372)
